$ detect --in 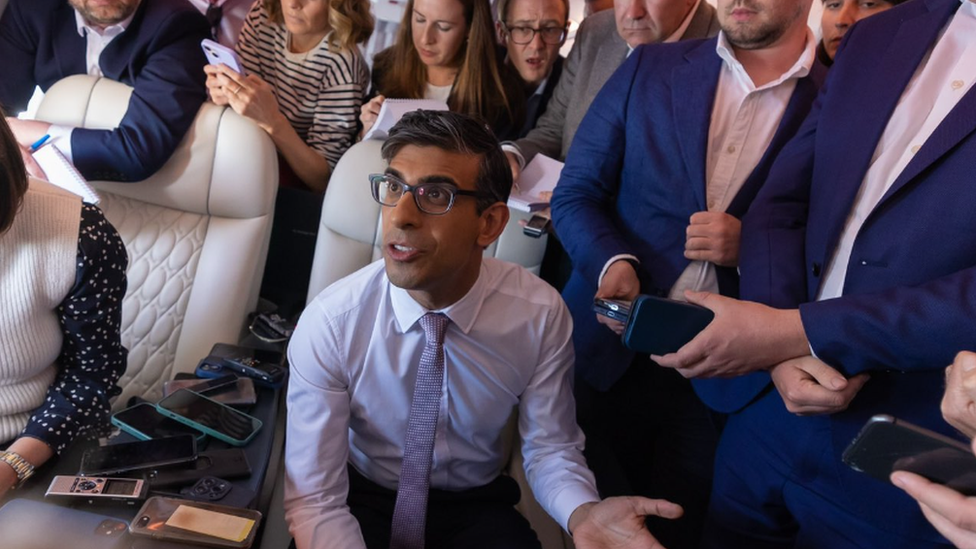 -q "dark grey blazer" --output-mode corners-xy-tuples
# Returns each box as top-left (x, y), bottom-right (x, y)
(512, 1), (720, 163)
